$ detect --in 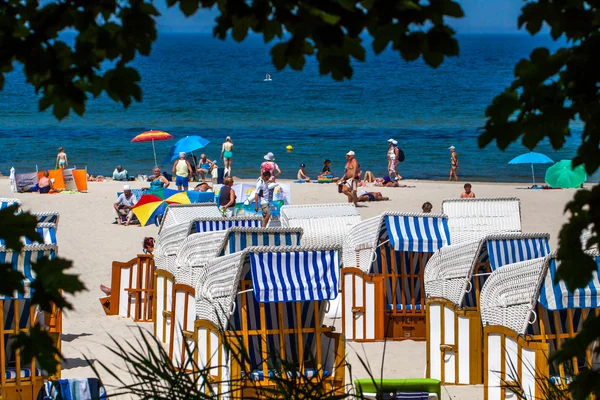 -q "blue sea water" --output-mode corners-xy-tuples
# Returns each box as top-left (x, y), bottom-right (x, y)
(0, 33), (591, 182)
